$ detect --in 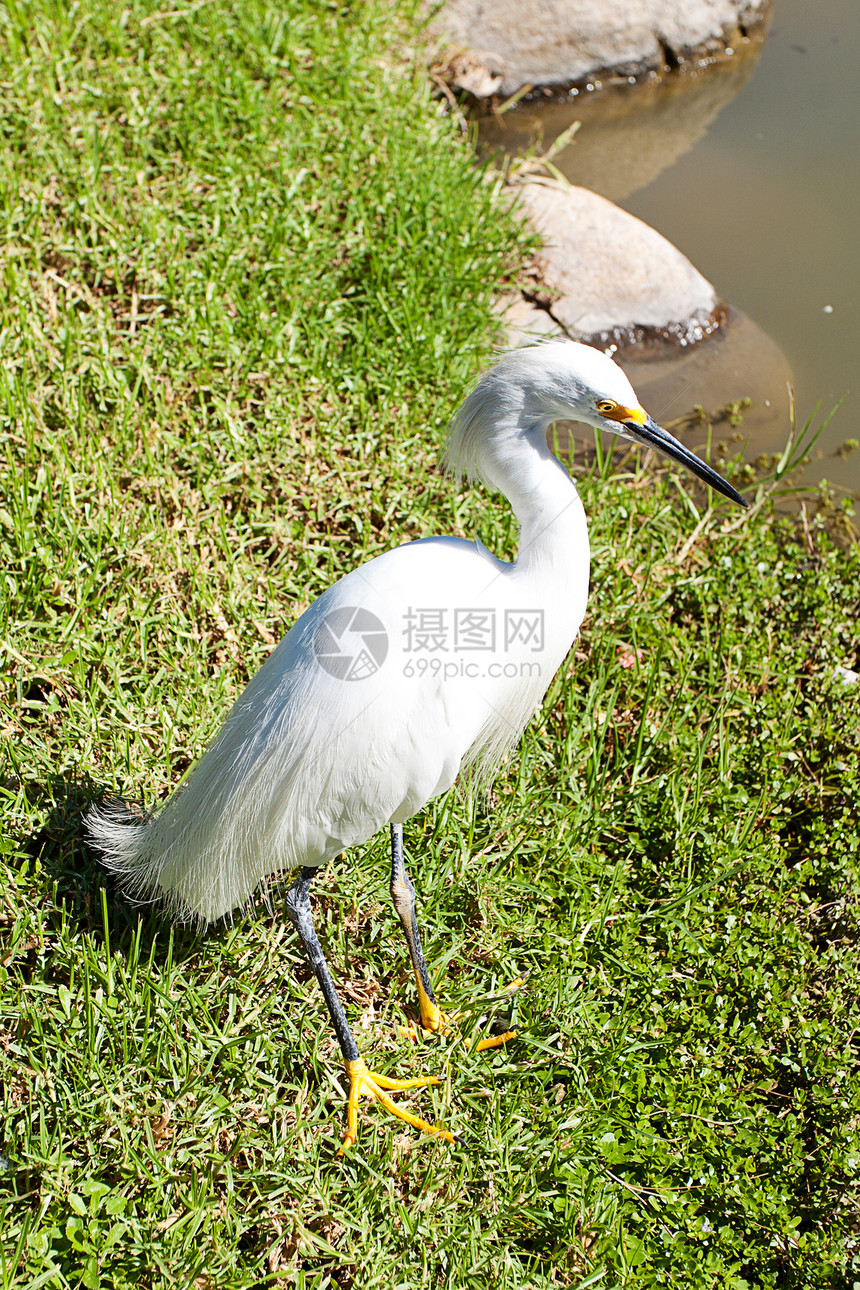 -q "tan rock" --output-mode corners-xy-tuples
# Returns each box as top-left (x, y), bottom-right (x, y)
(434, 0), (771, 99)
(510, 181), (722, 351)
